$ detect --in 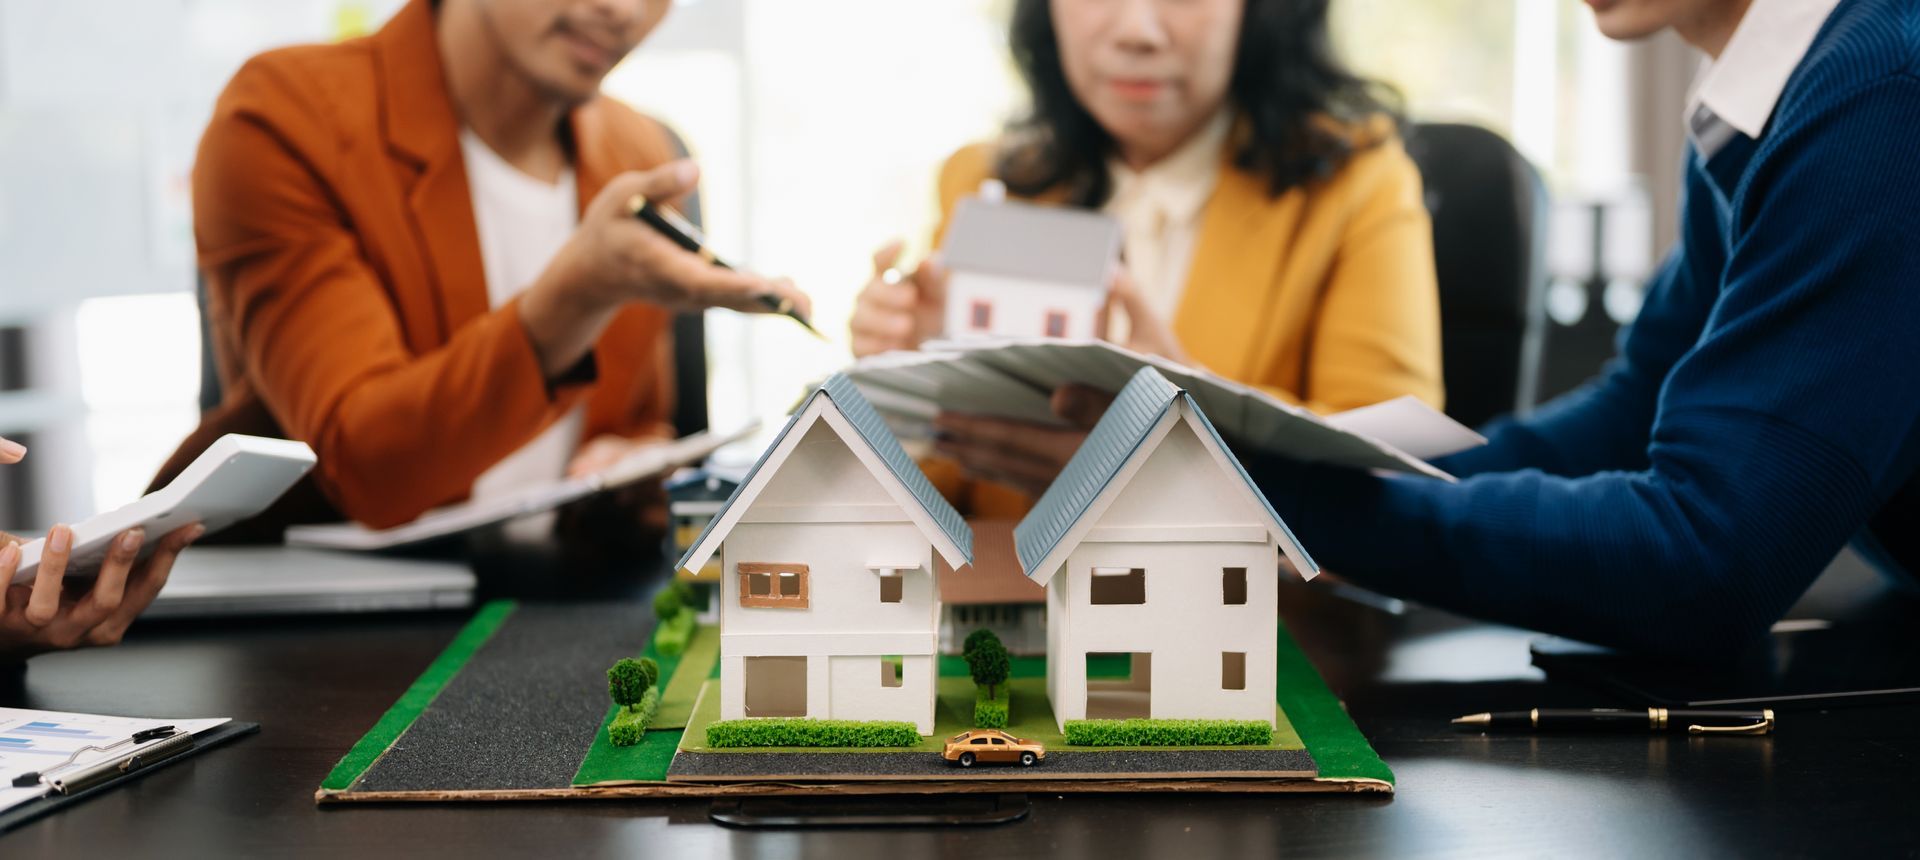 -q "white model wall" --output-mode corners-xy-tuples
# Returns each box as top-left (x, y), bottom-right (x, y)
(714, 418), (945, 732)
(1049, 541), (1278, 727)
(829, 654), (937, 733)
